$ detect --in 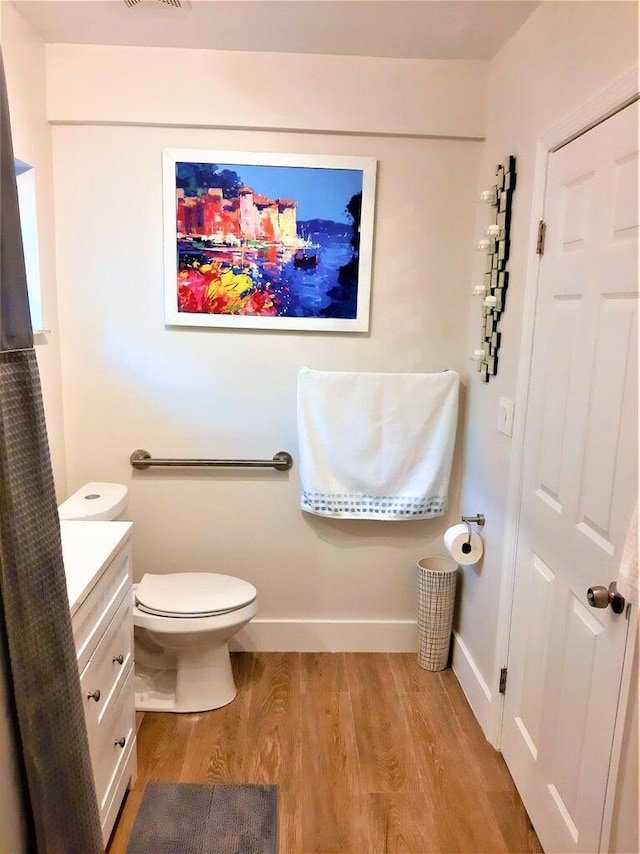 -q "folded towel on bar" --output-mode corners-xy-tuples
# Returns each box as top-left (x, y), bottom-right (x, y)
(297, 367), (459, 520)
